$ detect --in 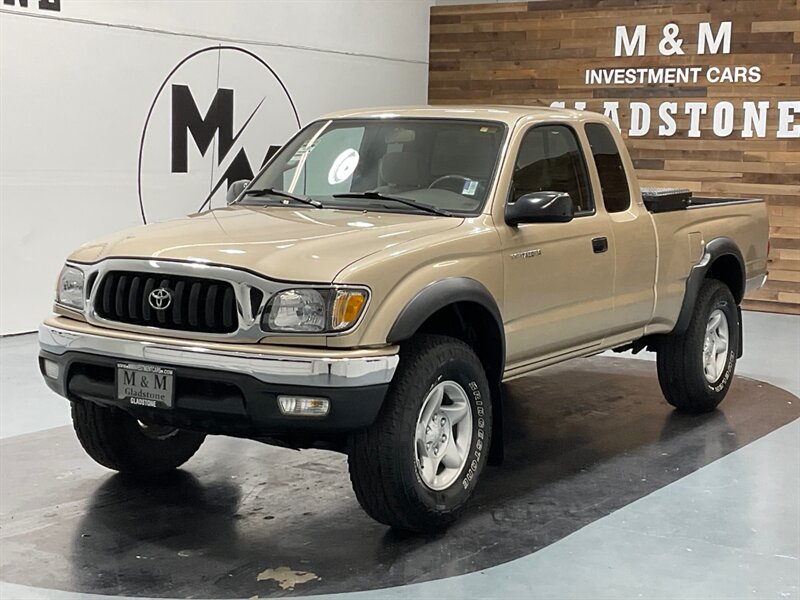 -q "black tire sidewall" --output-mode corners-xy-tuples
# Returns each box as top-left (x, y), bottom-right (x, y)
(72, 401), (204, 474)
(691, 283), (739, 400)
(121, 415), (205, 467)
(401, 347), (492, 515)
